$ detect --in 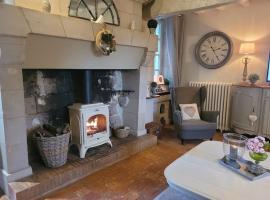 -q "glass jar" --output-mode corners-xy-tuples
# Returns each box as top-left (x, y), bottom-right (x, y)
(223, 133), (247, 161)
